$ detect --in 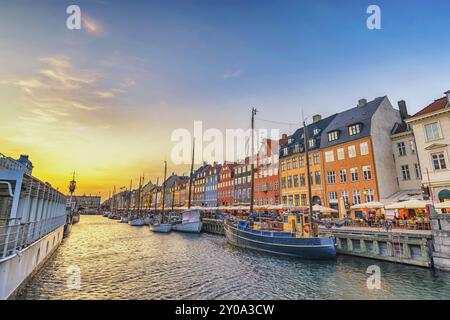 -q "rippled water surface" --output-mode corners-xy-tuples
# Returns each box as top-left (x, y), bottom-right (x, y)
(17, 216), (450, 300)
